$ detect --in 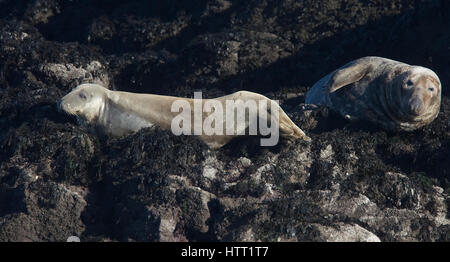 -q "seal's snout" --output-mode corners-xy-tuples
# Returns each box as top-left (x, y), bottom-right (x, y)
(57, 99), (70, 114)
(409, 97), (424, 116)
